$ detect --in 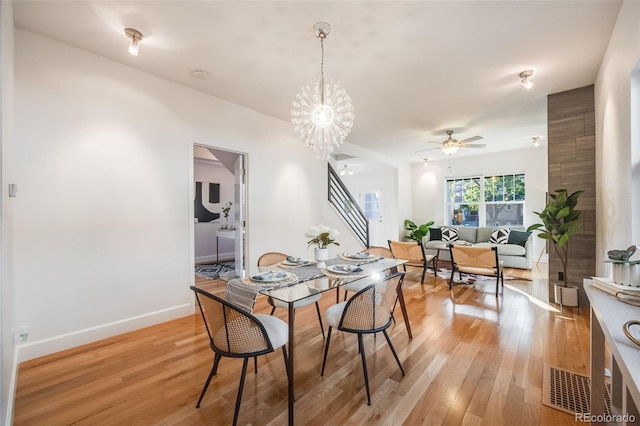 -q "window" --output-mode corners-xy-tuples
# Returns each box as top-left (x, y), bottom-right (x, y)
(362, 191), (380, 221)
(446, 173), (525, 227)
(446, 177), (480, 226)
